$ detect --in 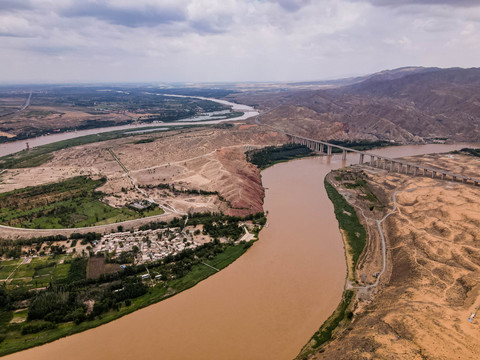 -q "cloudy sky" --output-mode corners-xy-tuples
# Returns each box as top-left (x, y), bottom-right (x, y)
(0, 0), (479, 83)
